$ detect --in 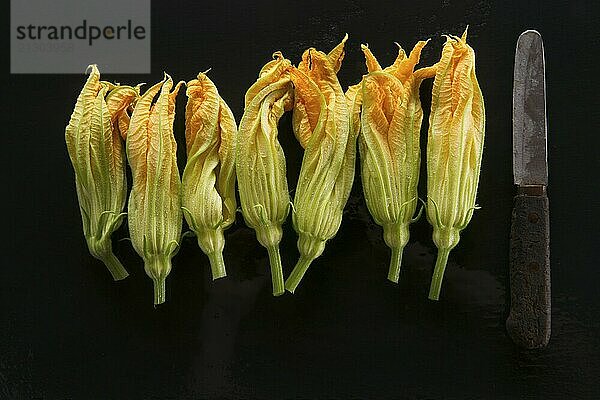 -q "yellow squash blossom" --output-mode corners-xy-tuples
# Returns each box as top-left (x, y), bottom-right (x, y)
(236, 52), (293, 296)
(359, 41), (436, 283)
(285, 36), (357, 293)
(127, 74), (184, 305)
(426, 29), (485, 300)
(182, 72), (237, 280)
(65, 65), (138, 281)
